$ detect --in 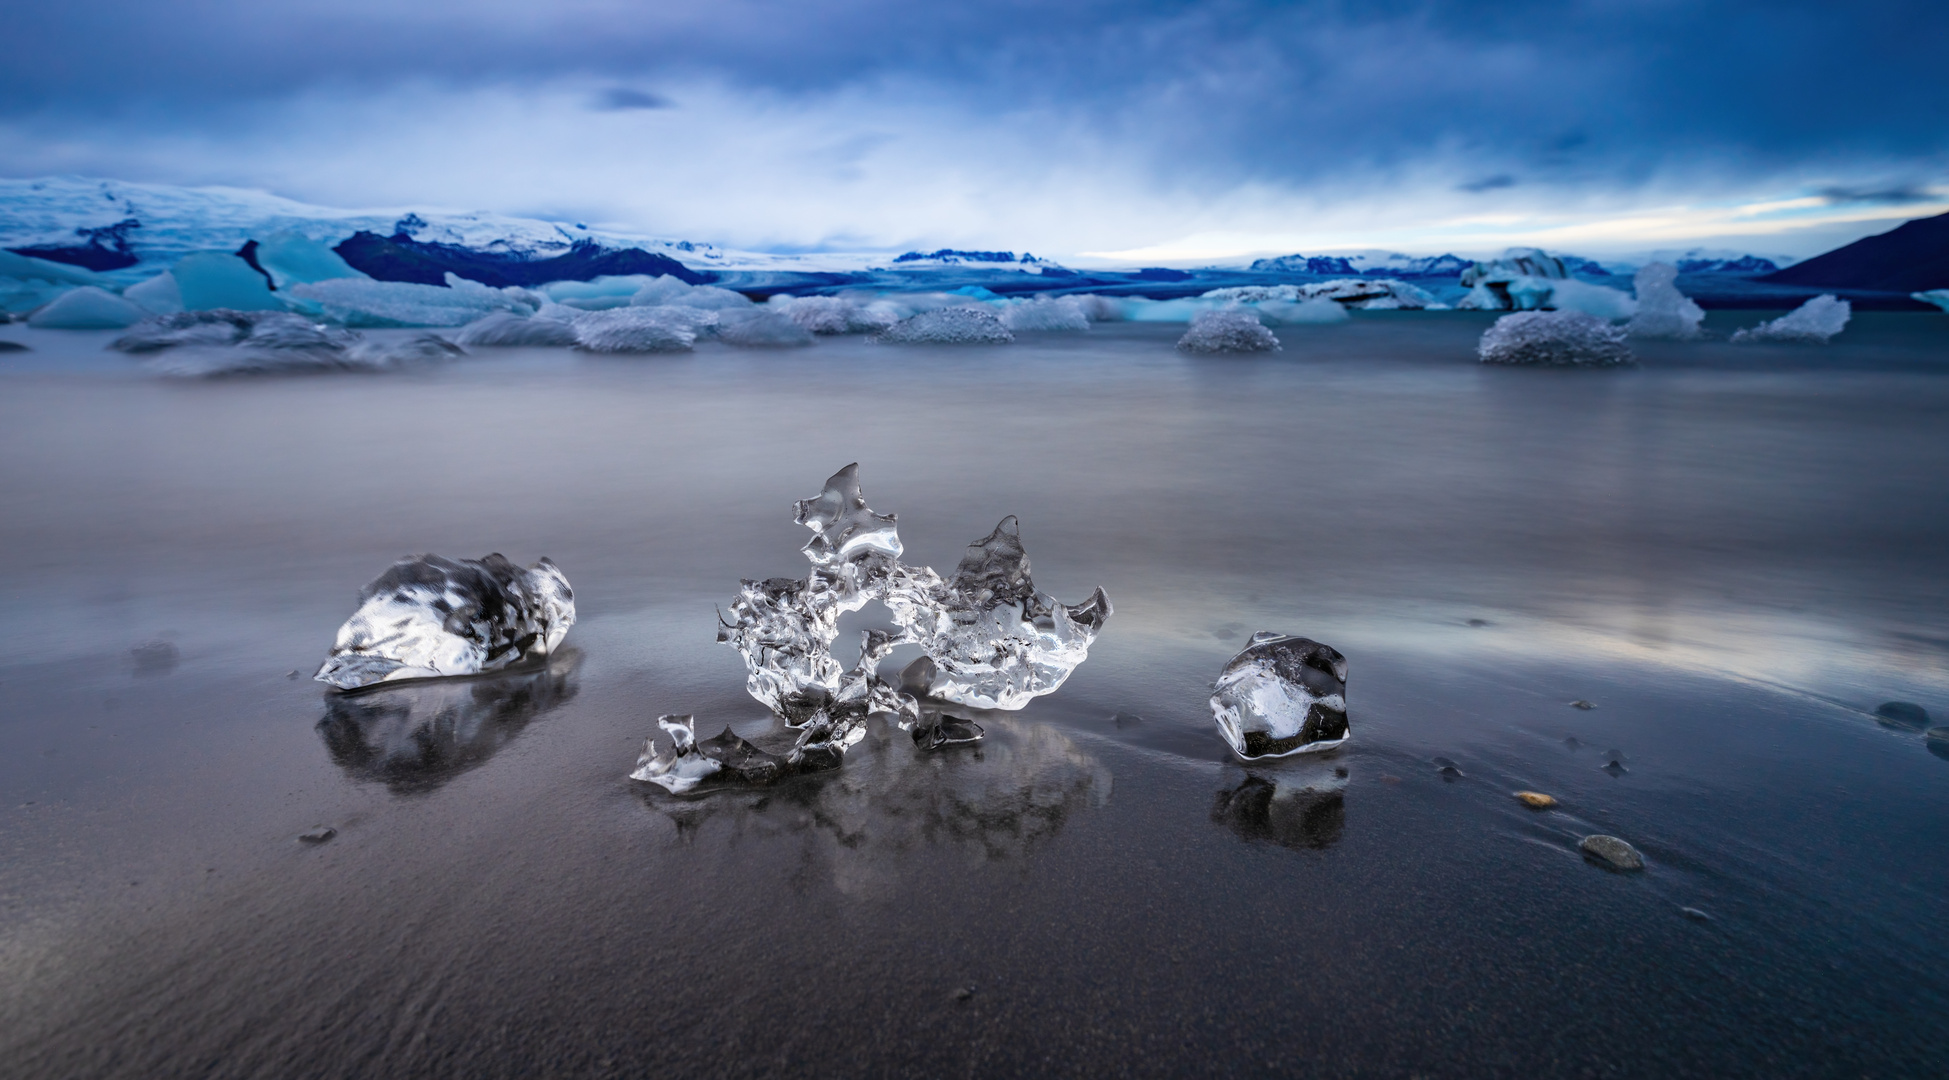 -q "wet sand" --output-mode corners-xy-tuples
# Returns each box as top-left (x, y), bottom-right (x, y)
(1, 313), (1946, 1077)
